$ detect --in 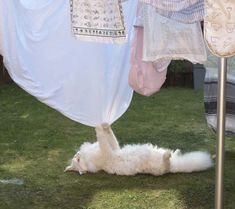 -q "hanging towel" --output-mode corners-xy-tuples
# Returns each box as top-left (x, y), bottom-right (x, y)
(70, 0), (127, 44)
(204, 0), (235, 57)
(129, 26), (170, 96)
(142, 4), (207, 64)
(155, 0), (204, 24)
